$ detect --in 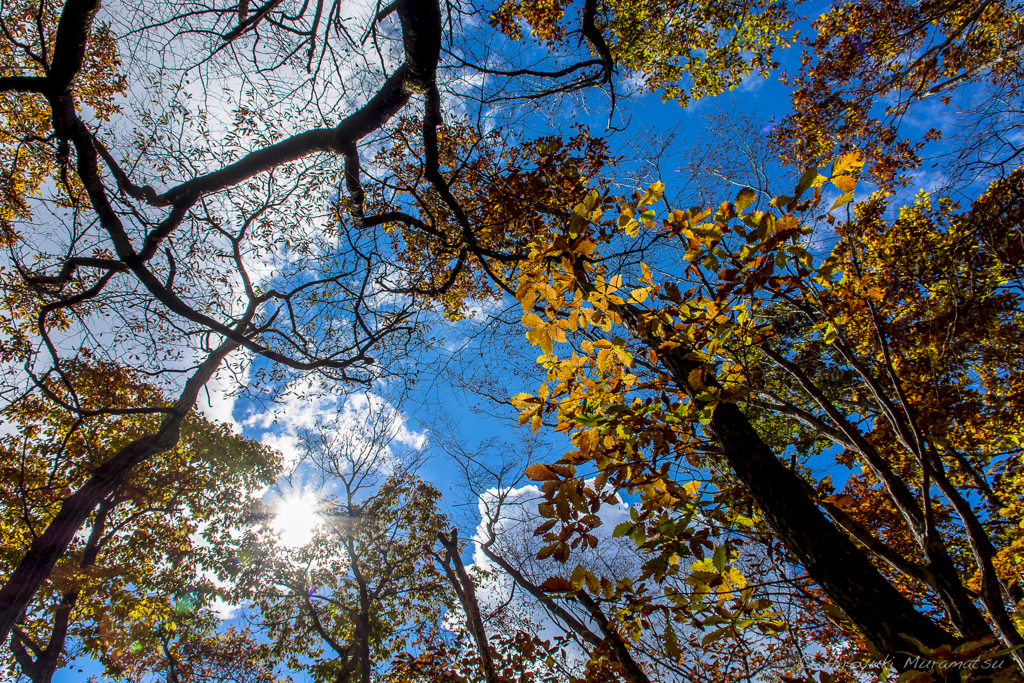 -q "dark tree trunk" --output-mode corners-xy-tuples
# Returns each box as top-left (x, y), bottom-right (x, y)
(0, 343), (235, 646)
(617, 304), (960, 670)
